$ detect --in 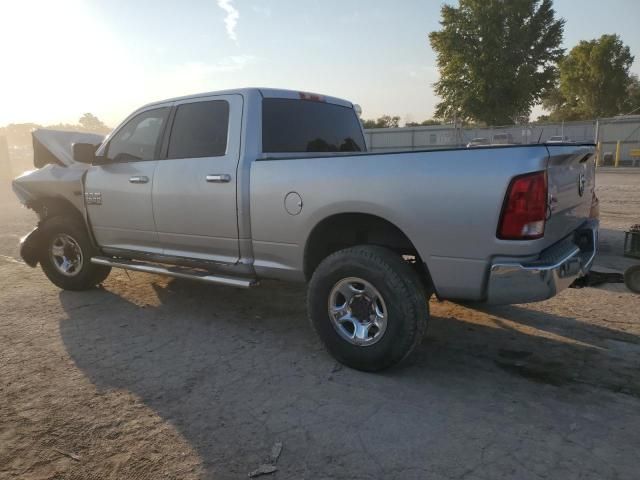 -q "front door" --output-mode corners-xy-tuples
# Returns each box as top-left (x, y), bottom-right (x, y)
(85, 106), (170, 253)
(152, 94), (242, 264)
